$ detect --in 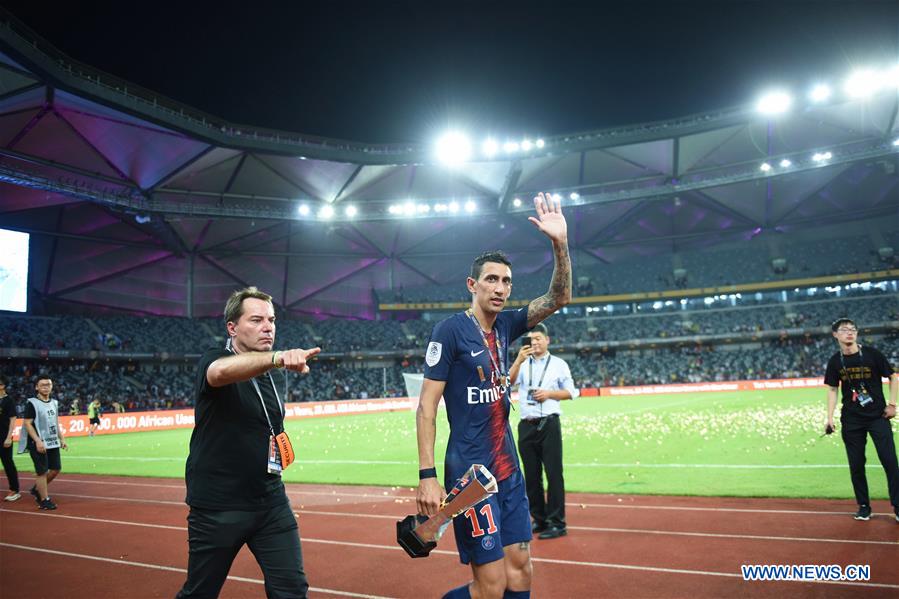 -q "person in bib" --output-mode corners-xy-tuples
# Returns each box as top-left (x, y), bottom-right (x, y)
(177, 287), (320, 599)
(19, 376), (66, 510)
